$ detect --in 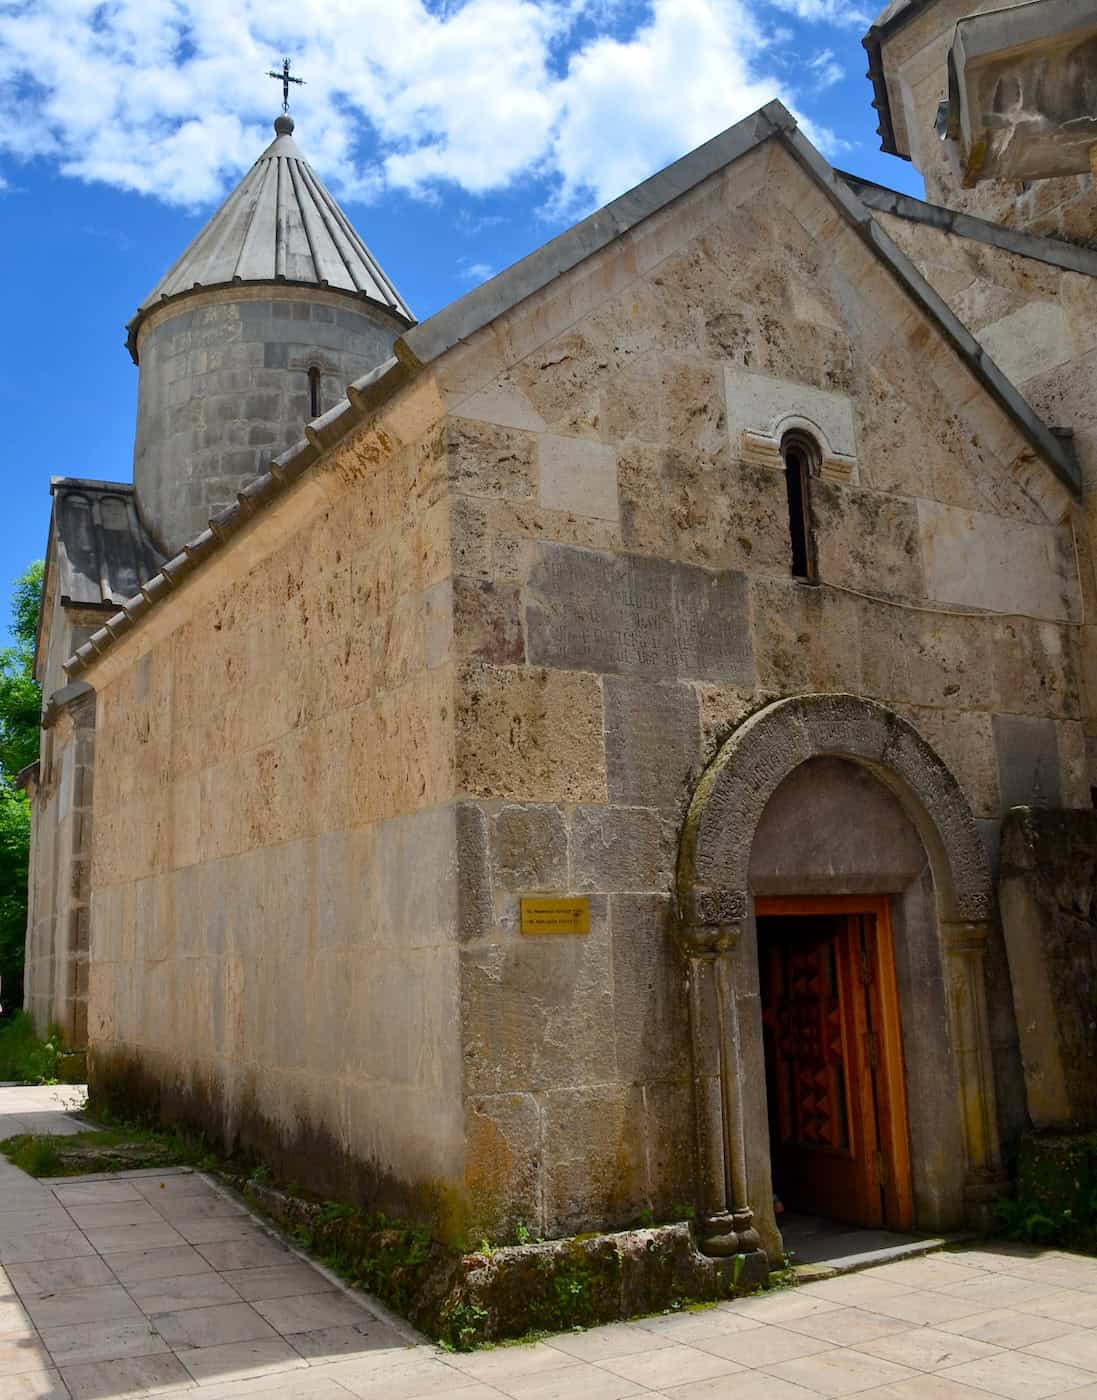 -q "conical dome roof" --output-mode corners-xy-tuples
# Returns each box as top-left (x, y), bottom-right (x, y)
(127, 116), (412, 361)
